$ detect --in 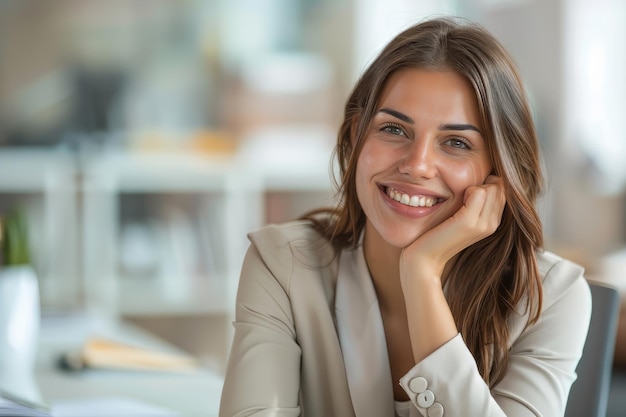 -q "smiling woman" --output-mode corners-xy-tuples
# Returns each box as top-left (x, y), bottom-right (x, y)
(219, 17), (591, 417)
